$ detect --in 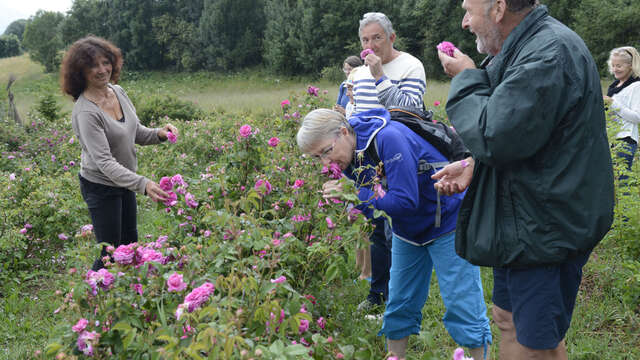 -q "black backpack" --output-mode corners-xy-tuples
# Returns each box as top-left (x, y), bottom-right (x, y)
(364, 106), (470, 170)
(363, 106), (471, 227)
